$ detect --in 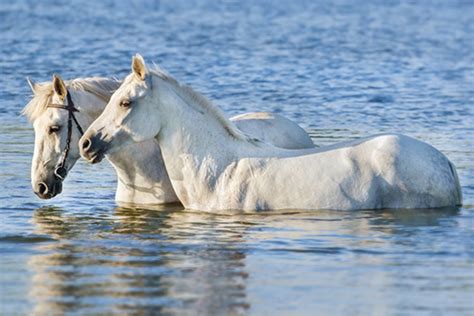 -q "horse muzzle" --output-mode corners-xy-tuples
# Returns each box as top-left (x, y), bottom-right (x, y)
(79, 132), (108, 164)
(34, 178), (63, 199)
